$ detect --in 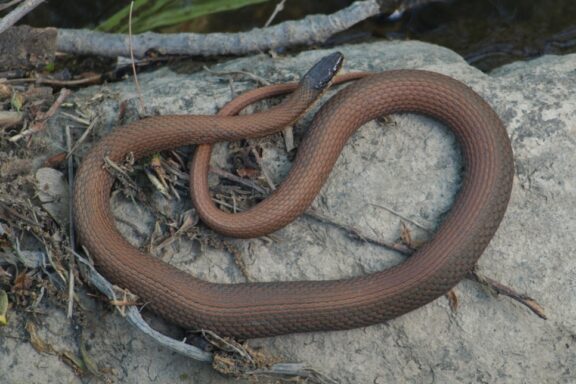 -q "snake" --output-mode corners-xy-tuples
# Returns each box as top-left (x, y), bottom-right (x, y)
(73, 52), (514, 339)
